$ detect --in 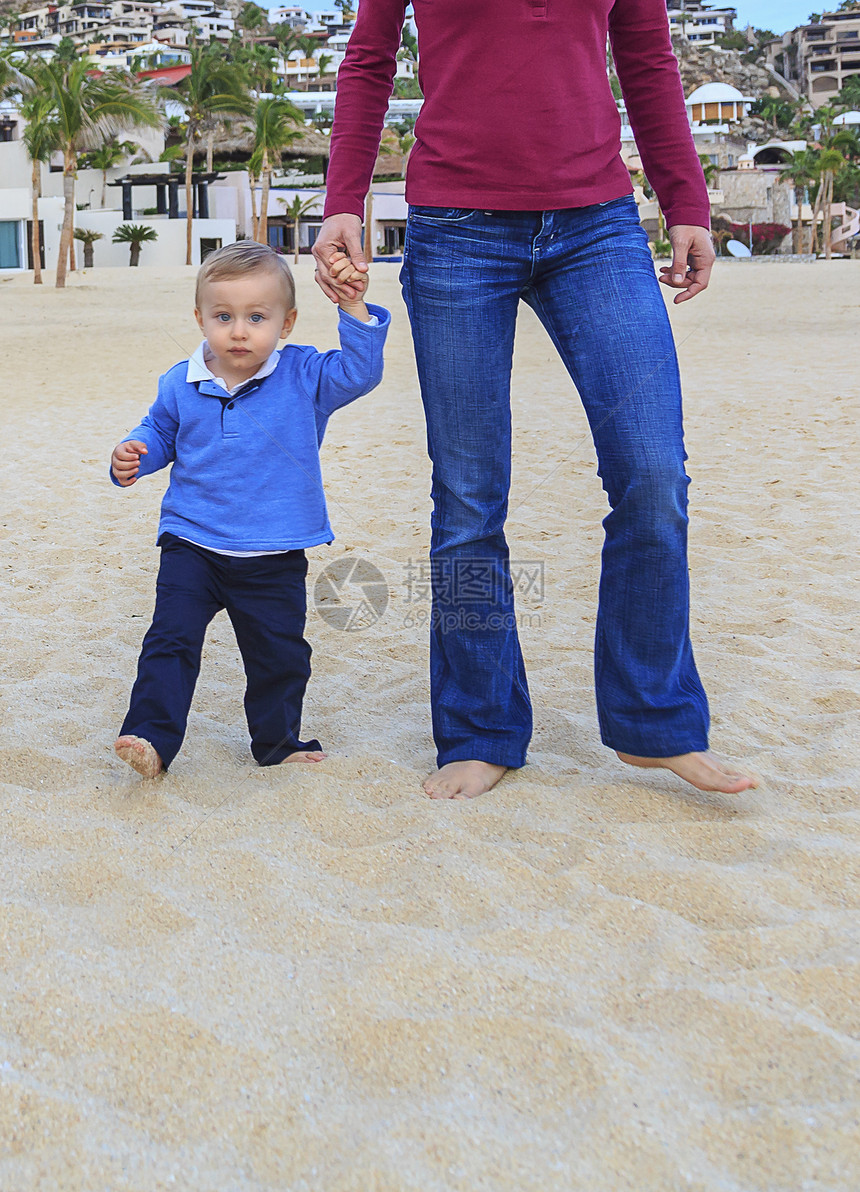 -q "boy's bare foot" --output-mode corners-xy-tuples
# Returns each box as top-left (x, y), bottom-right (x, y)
(423, 761), (508, 800)
(280, 750), (327, 764)
(616, 751), (758, 794)
(114, 735), (163, 778)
